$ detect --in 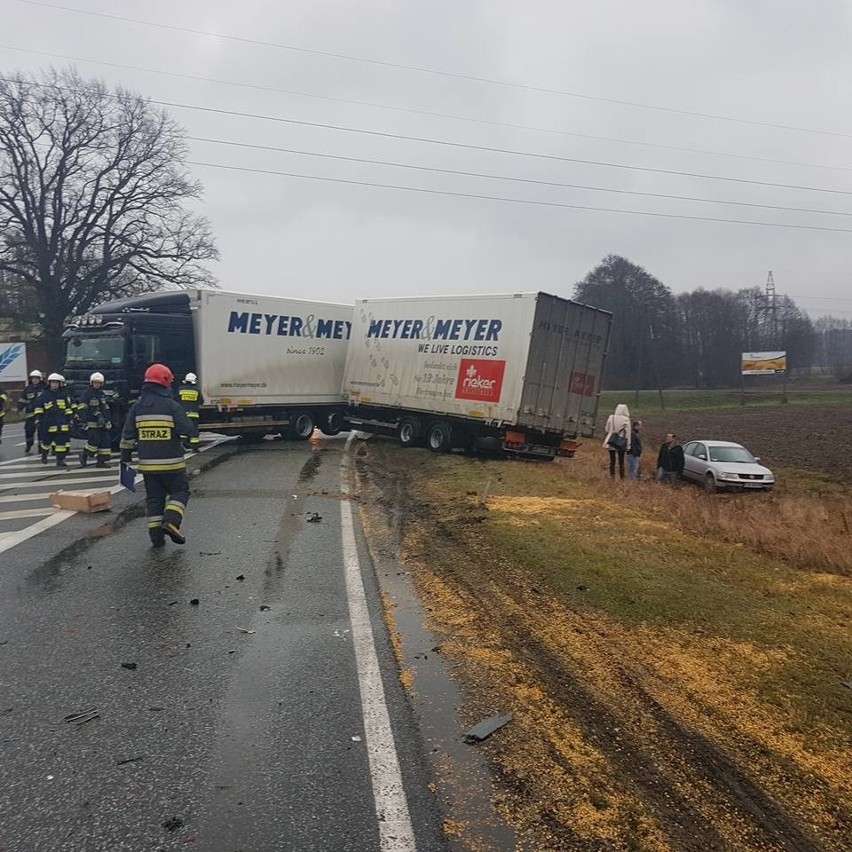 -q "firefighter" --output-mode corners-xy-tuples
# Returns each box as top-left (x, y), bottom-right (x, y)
(176, 372), (203, 451)
(35, 373), (74, 466)
(77, 372), (112, 467)
(120, 363), (193, 548)
(17, 370), (45, 453)
(0, 386), (6, 445)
